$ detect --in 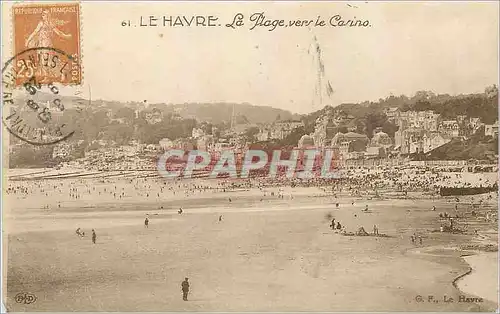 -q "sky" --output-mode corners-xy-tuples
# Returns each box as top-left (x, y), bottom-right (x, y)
(2, 1), (499, 114)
